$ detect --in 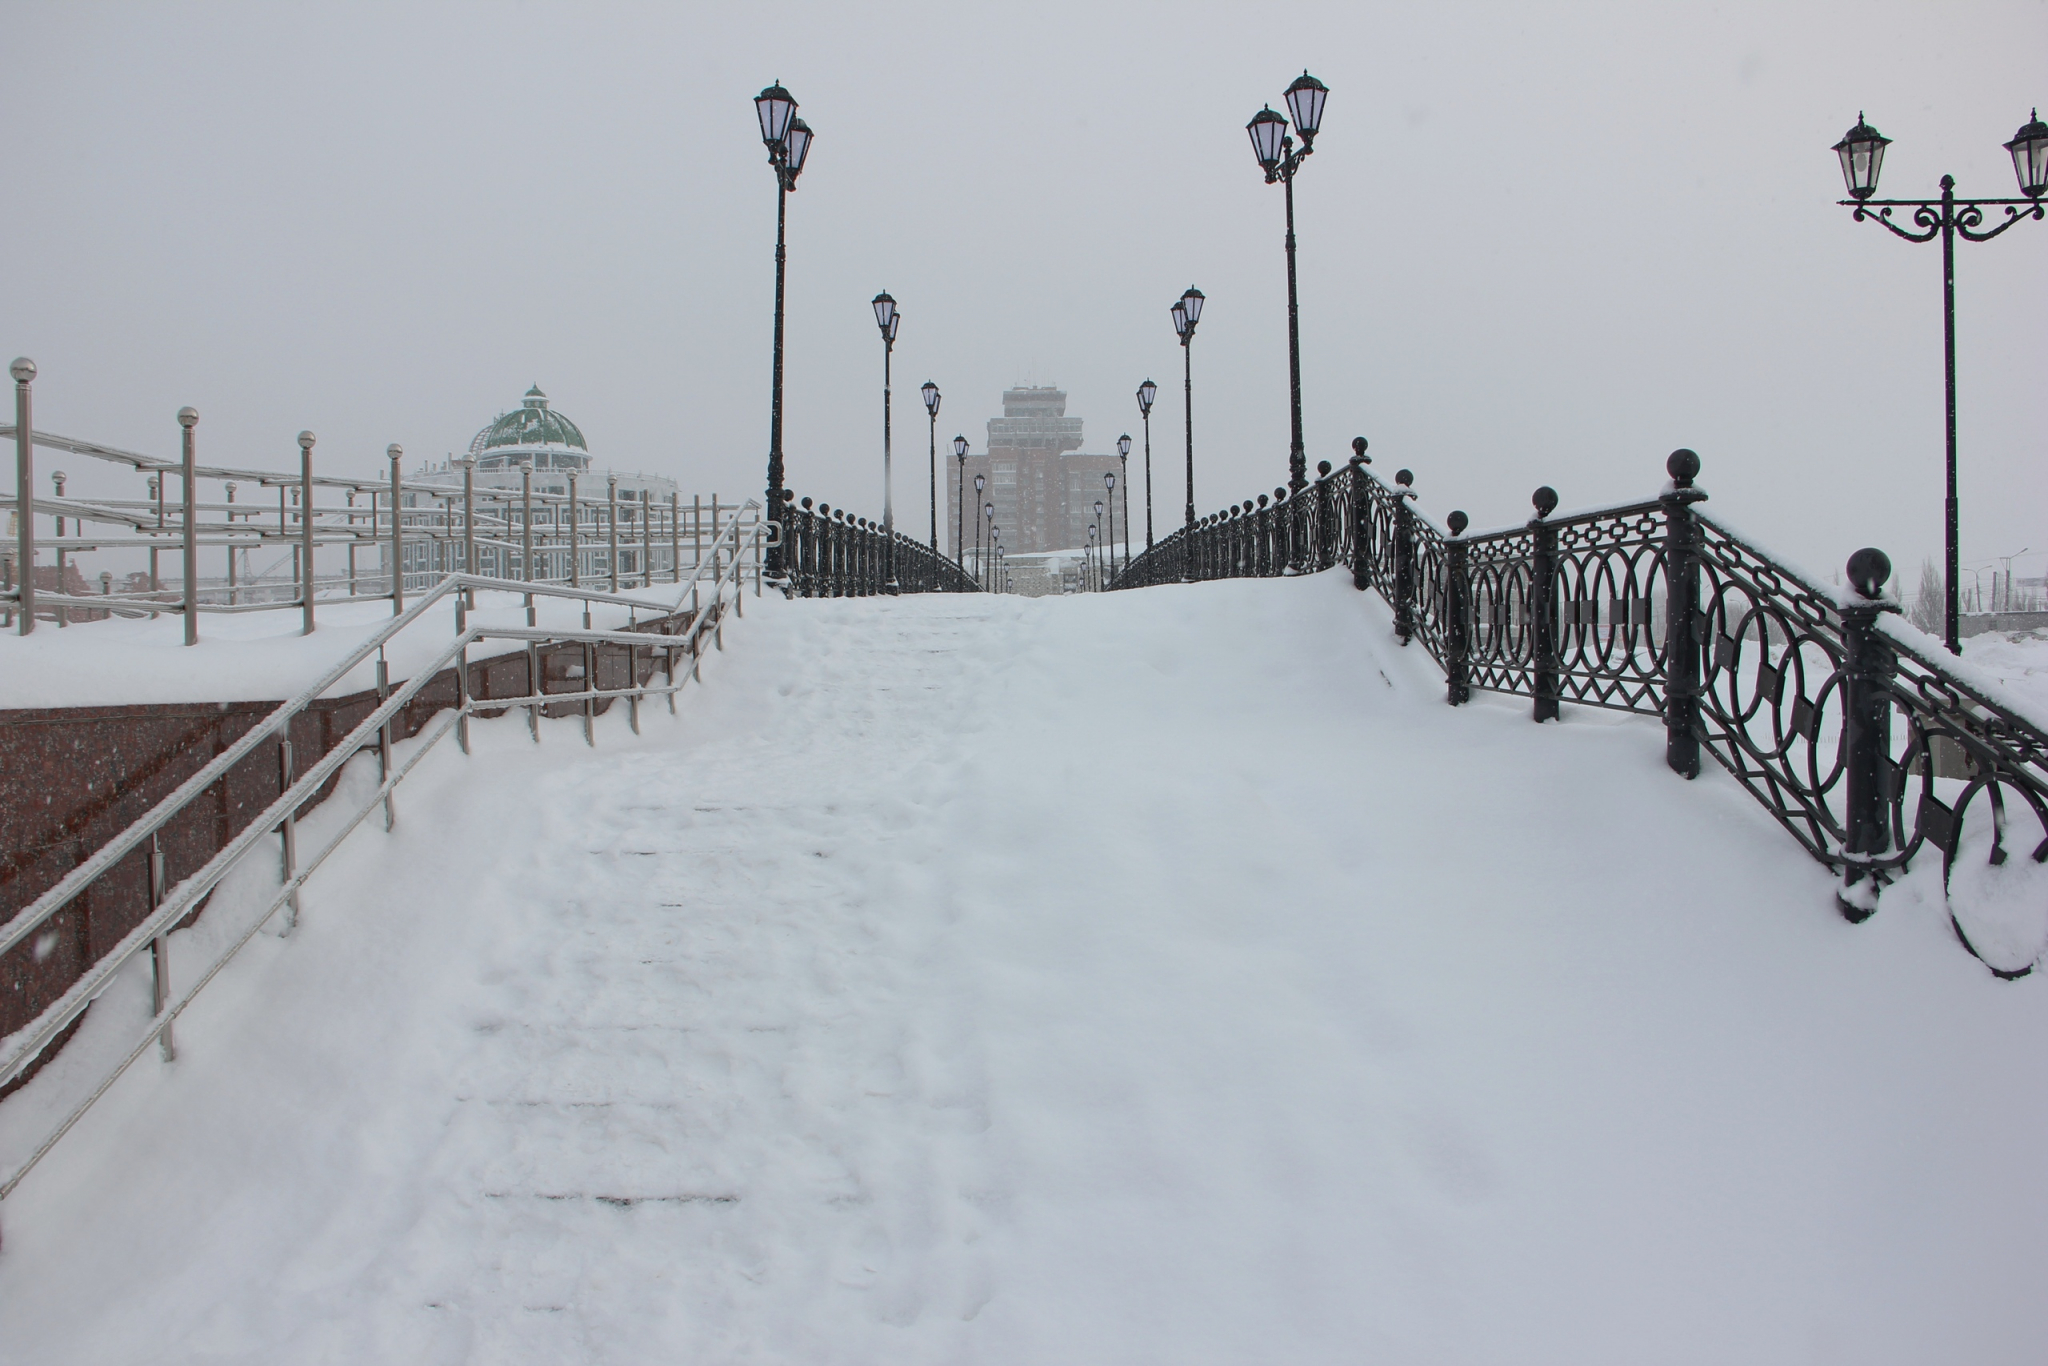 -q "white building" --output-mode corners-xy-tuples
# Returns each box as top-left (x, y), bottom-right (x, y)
(404, 386), (682, 586)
